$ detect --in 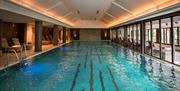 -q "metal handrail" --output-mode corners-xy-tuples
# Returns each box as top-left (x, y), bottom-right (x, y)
(23, 44), (28, 58)
(6, 48), (20, 68)
(5, 44), (28, 68)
